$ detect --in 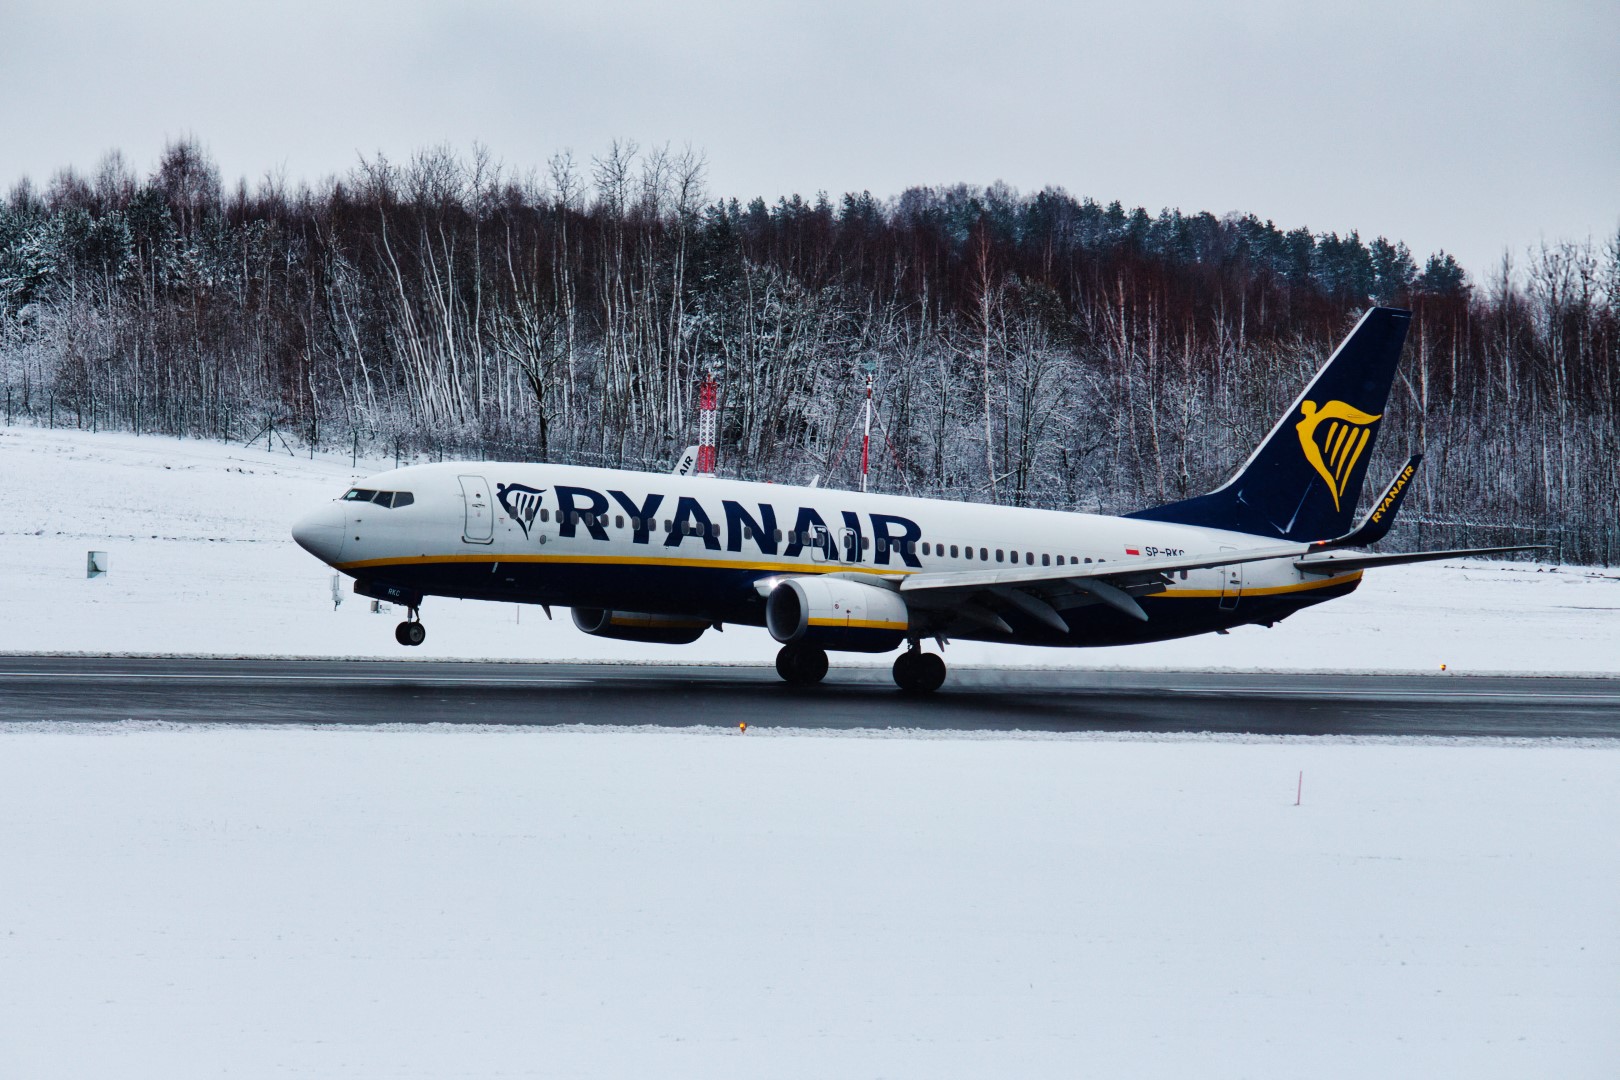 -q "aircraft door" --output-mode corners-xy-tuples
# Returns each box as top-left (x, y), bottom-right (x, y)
(459, 475), (495, 544)
(807, 524), (832, 562)
(837, 526), (860, 563)
(1219, 546), (1241, 610)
